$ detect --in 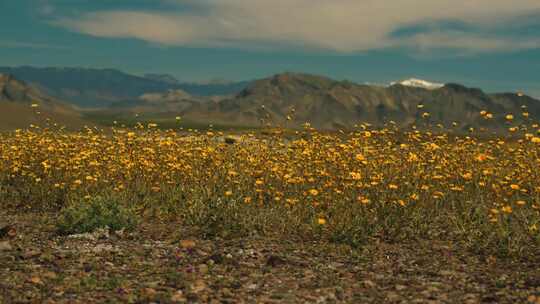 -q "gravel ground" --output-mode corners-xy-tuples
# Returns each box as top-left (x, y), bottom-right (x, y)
(1, 212), (540, 304)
